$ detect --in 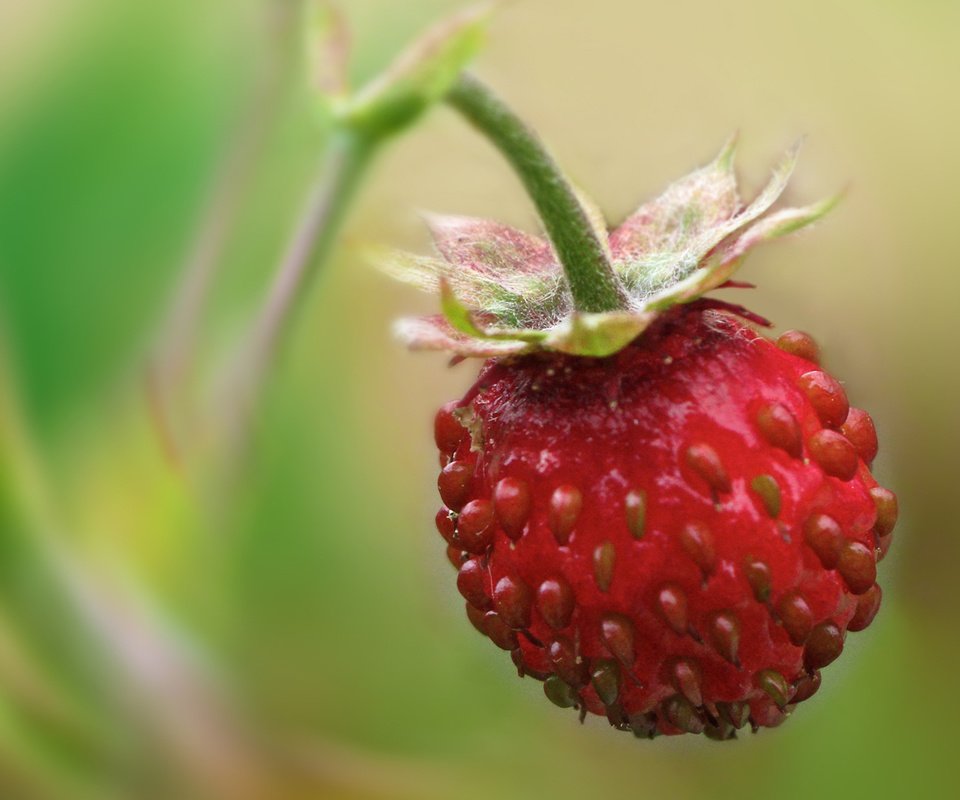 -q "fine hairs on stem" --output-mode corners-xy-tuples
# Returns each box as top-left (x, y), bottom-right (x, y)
(447, 73), (629, 314)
